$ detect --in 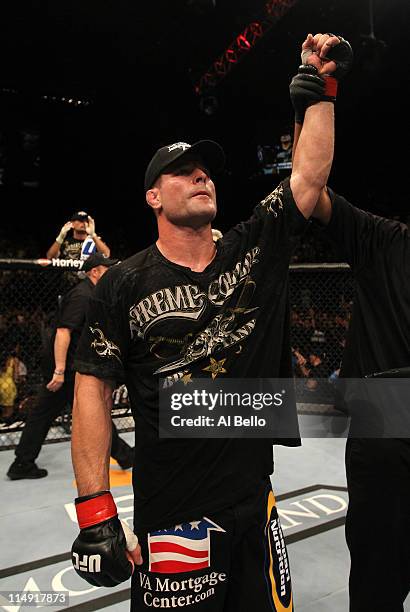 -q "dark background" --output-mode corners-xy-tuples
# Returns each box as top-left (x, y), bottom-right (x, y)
(0, 0), (409, 258)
